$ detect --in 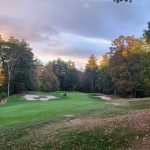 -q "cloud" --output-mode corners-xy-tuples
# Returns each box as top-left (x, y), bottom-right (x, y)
(32, 32), (110, 61)
(0, 0), (150, 68)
